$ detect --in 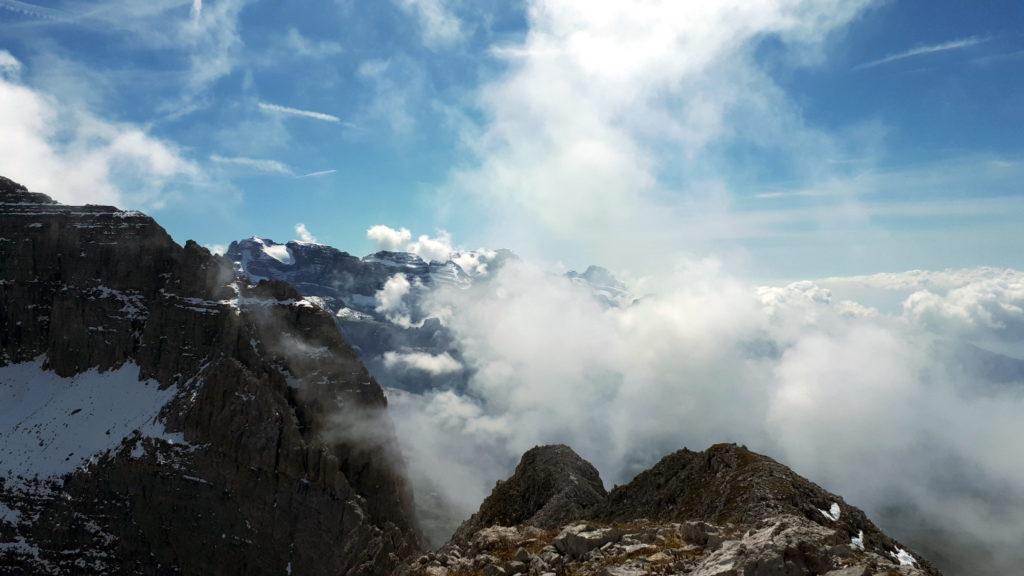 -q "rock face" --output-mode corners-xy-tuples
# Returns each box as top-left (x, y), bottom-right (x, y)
(455, 445), (607, 539)
(0, 176), (420, 575)
(404, 443), (942, 576)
